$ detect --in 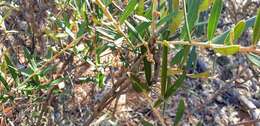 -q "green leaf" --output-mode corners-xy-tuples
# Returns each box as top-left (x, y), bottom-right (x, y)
(247, 53), (260, 67)
(0, 9), (12, 30)
(23, 47), (33, 62)
(224, 20), (246, 45)
(137, 0), (144, 15)
(187, 47), (197, 70)
(234, 20), (246, 41)
(0, 71), (10, 91)
(129, 21), (151, 40)
(153, 98), (164, 108)
(213, 45), (240, 56)
(77, 20), (89, 37)
(73, 0), (84, 14)
(173, 0), (180, 11)
(96, 44), (109, 56)
(130, 74), (149, 93)
(49, 77), (68, 85)
(46, 47), (54, 59)
(172, 49), (184, 65)
(20, 66), (34, 77)
(168, 0), (180, 12)
(172, 46), (191, 69)
(212, 16), (256, 44)
(173, 99), (185, 126)
(187, 71), (209, 78)
(144, 5), (153, 20)
(80, 0), (87, 19)
(4, 55), (19, 85)
(119, 0), (138, 24)
(157, 11), (178, 27)
(39, 65), (56, 76)
(252, 8), (260, 46)
(165, 74), (186, 99)
(125, 21), (145, 43)
(134, 15), (151, 22)
(207, 0), (223, 41)
(224, 28), (234, 45)
(141, 46), (152, 86)
(35, 77), (68, 90)
(169, 10), (183, 34)
(96, 27), (117, 39)
(143, 60), (152, 85)
(97, 72), (105, 88)
(161, 41), (169, 97)
(182, 46), (192, 67)
(181, 0), (201, 40)
(199, 0), (213, 12)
